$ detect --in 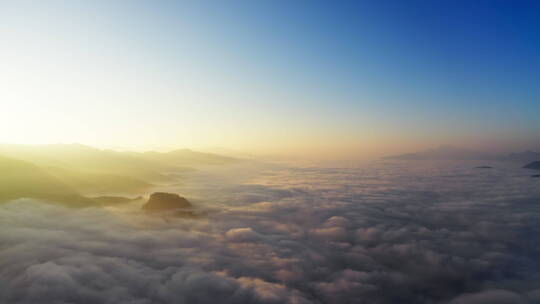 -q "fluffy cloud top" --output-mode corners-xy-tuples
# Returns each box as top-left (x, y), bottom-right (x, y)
(1, 161), (540, 303)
